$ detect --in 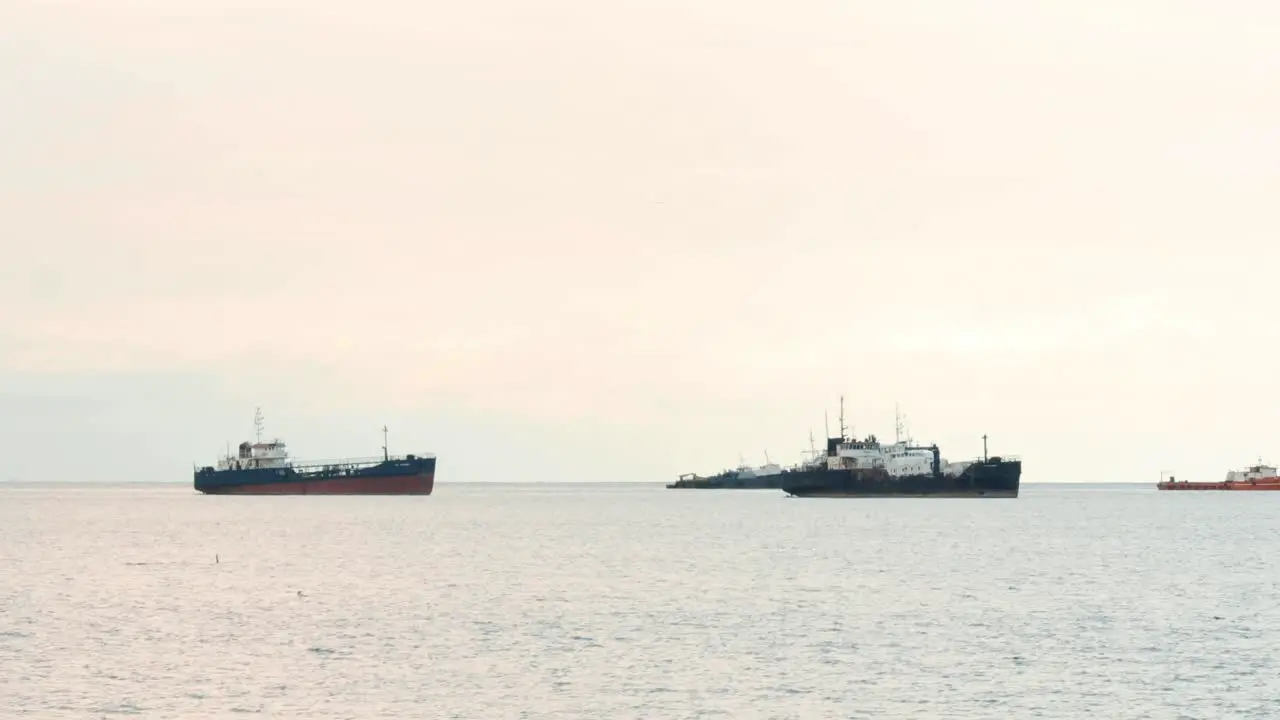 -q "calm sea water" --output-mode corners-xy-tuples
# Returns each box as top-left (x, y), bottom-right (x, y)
(2, 481), (1278, 718)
